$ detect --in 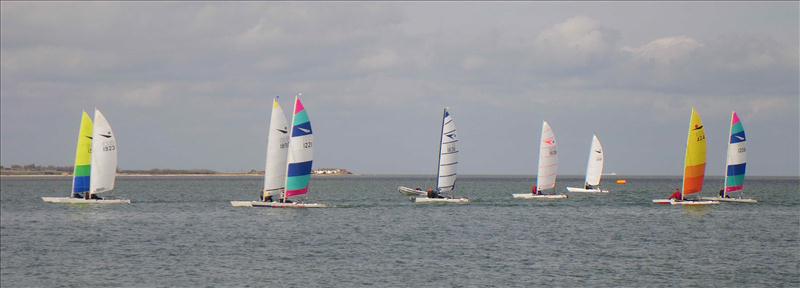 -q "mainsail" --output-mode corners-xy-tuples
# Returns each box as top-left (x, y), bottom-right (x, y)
(263, 97), (289, 199)
(536, 121), (558, 191)
(89, 109), (117, 194)
(724, 111), (746, 194)
(436, 108), (458, 193)
(584, 134), (604, 188)
(284, 96), (313, 199)
(71, 111), (93, 196)
(682, 108), (707, 198)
